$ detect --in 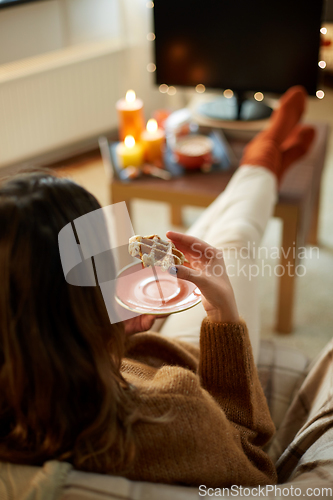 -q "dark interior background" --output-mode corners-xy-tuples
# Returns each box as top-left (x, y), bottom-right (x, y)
(154, 0), (324, 95)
